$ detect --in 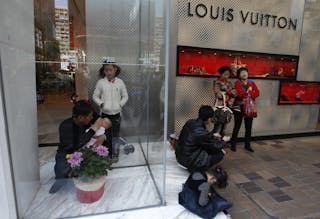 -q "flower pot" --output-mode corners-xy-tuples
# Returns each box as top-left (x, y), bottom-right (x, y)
(73, 176), (106, 203)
